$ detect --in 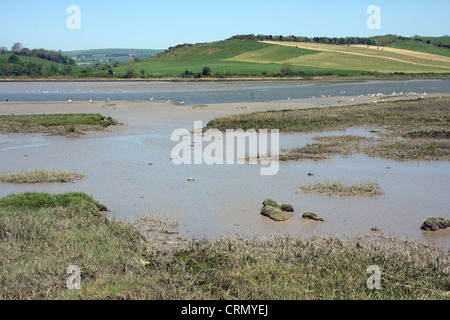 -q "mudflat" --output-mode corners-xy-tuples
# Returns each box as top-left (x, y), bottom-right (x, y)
(1, 92), (449, 249)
